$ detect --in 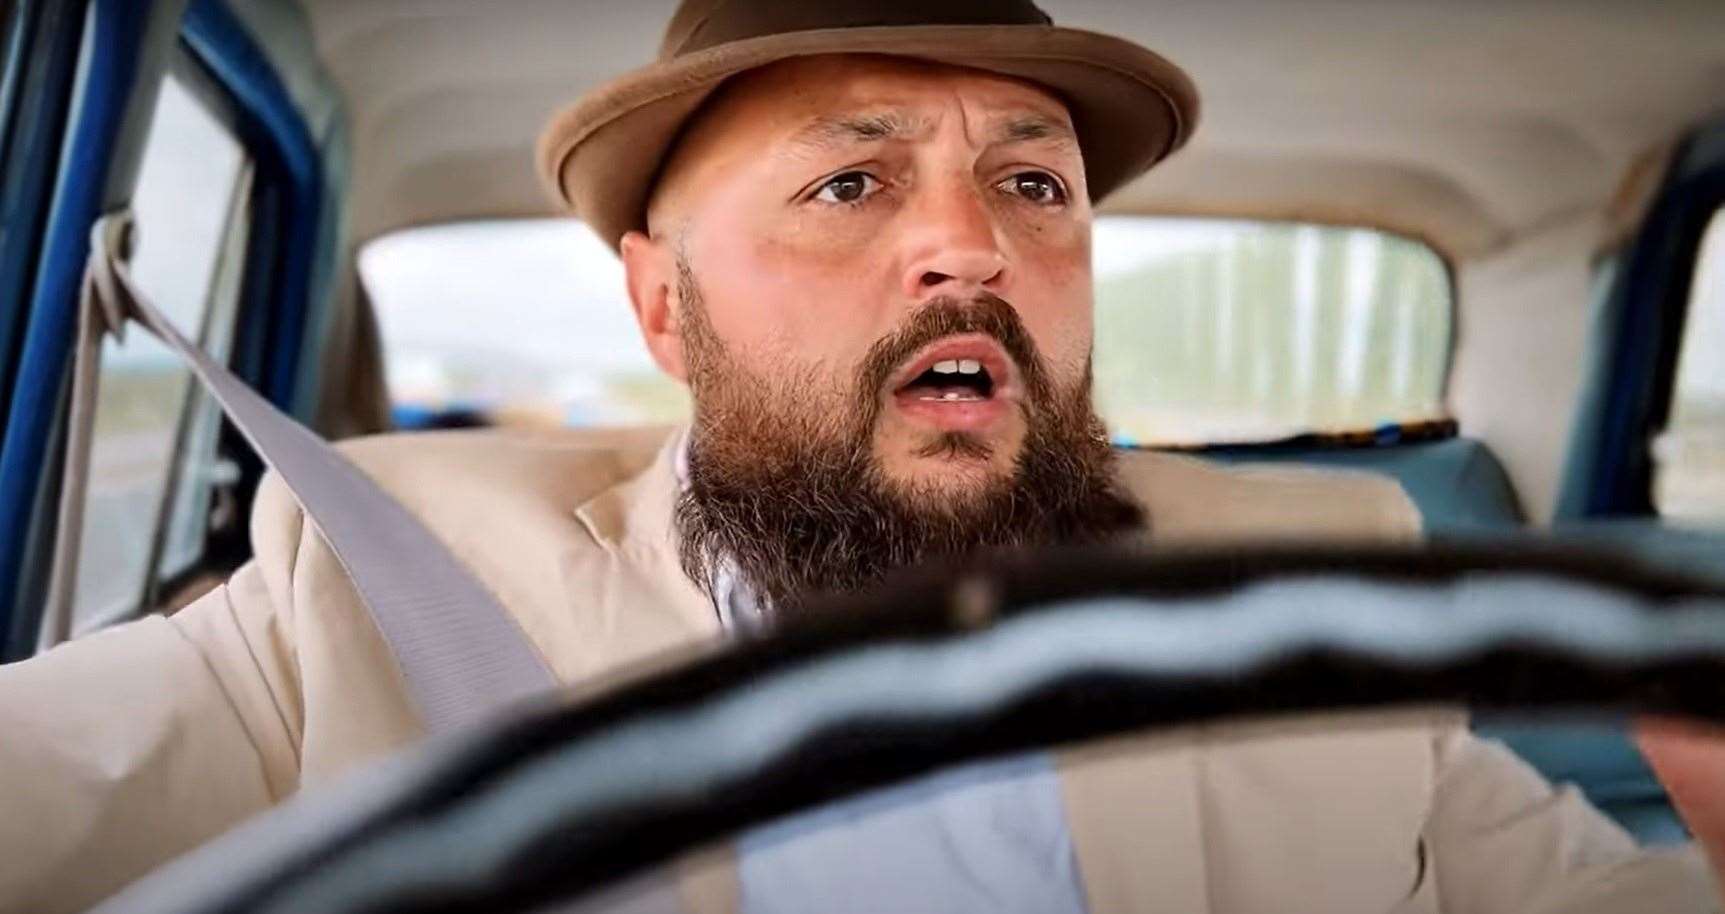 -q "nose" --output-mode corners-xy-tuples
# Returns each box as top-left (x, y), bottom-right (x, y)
(897, 178), (1010, 301)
